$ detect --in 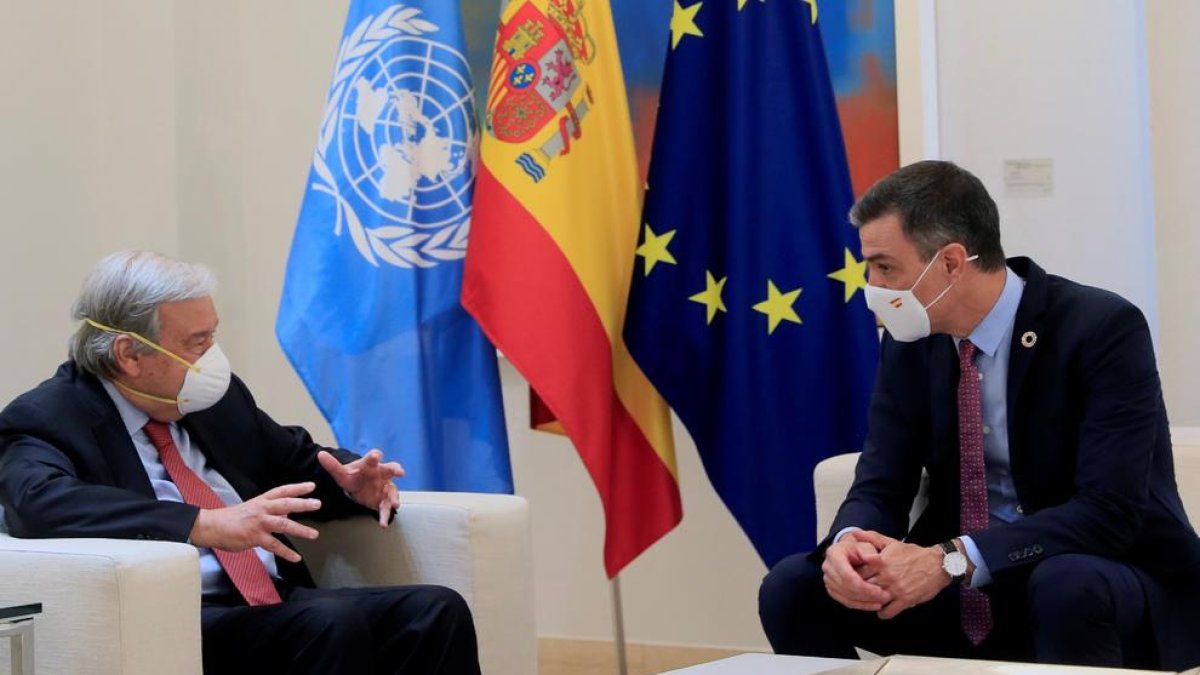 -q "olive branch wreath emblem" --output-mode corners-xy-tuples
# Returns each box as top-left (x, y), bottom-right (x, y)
(310, 5), (472, 269)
